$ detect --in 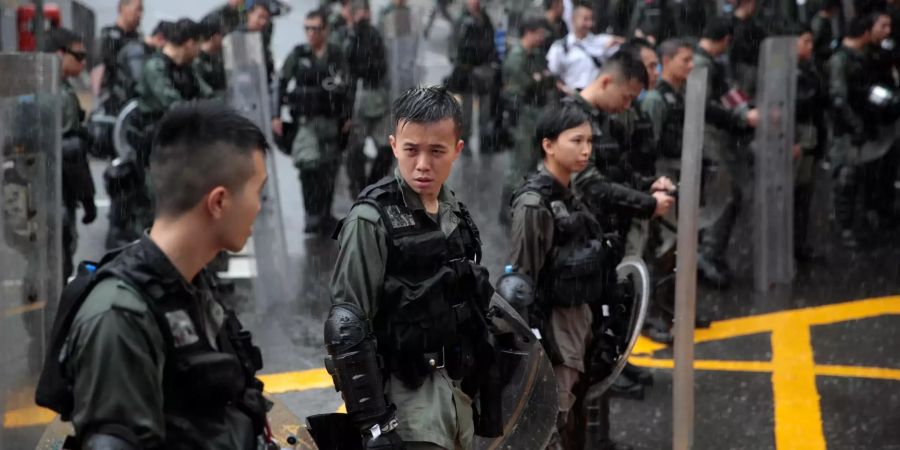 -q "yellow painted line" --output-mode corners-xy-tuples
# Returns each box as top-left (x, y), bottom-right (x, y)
(4, 300), (47, 317)
(692, 297), (900, 346)
(3, 406), (56, 429)
(258, 368), (334, 394)
(815, 364), (900, 381)
(630, 356), (774, 373)
(770, 321), (826, 450)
